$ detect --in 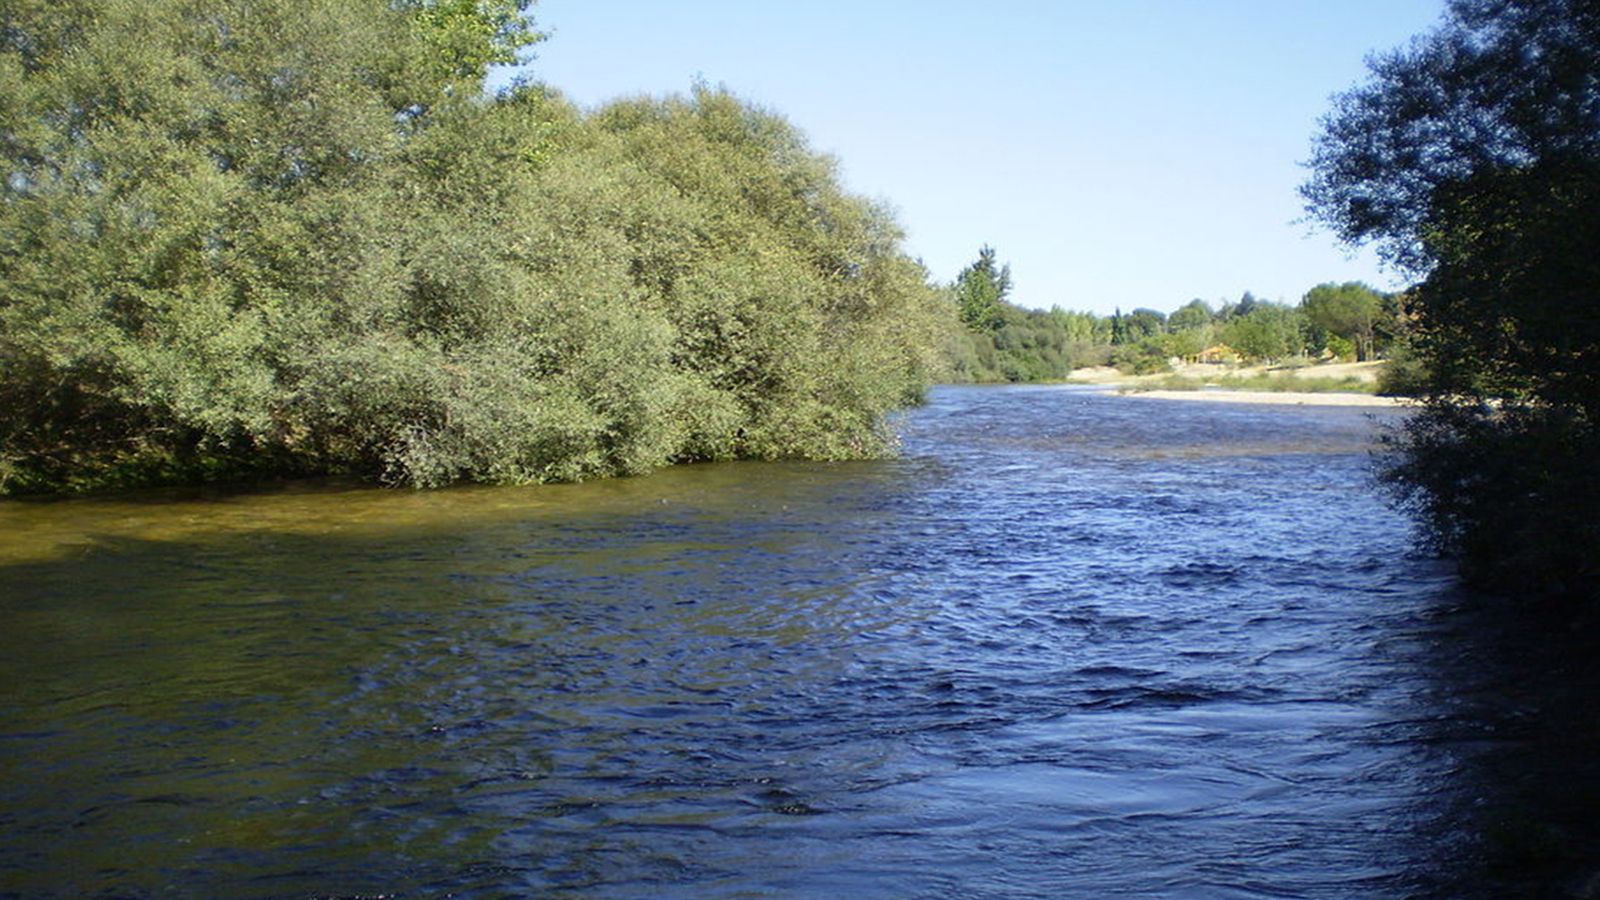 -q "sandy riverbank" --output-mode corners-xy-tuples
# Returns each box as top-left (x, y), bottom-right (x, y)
(1068, 360), (1410, 407)
(1121, 389), (1407, 407)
